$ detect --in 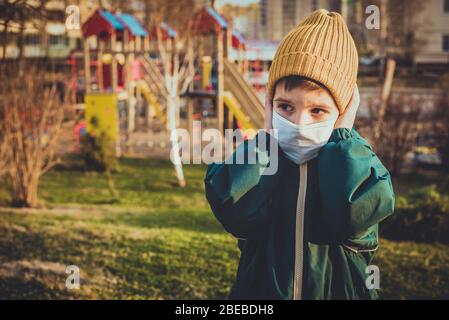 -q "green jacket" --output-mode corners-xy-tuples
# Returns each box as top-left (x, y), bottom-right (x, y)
(204, 128), (395, 300)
